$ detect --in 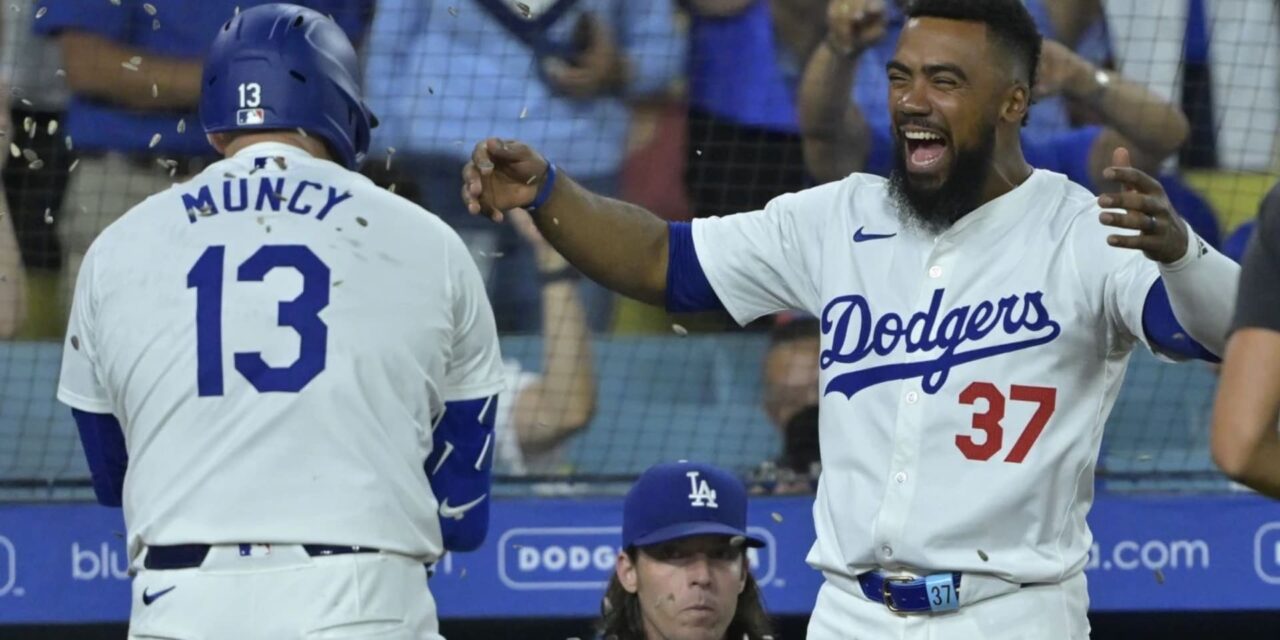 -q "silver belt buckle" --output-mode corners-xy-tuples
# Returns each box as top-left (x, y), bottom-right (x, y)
(881, 575), (915, 612)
